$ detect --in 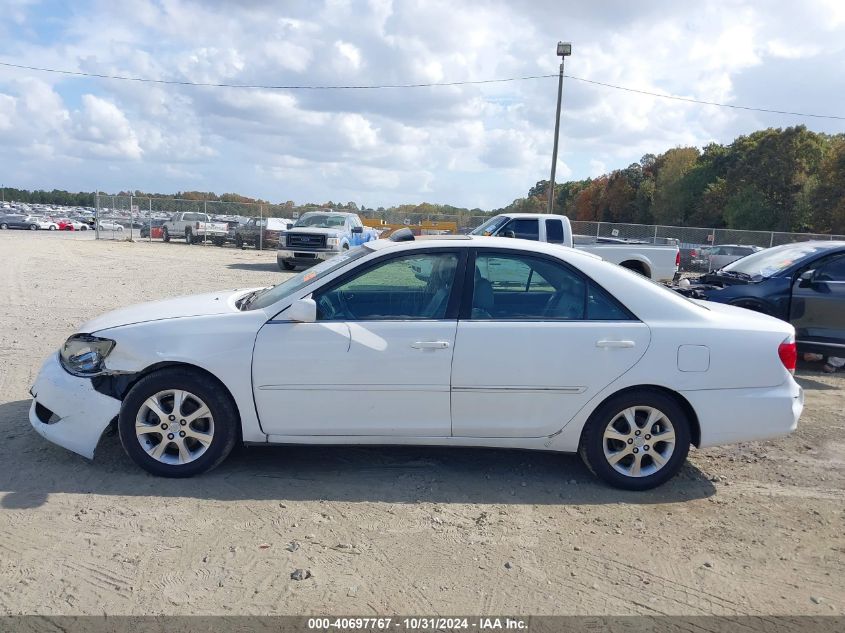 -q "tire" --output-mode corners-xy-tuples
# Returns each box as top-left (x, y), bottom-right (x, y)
(282, 261), (296, 271)
(578, 389), (690, 490)
(185, 228), (193, 244)
(162, 227), (170, 242)
(118, 368), (239, 477)
(235, 234), (243, 249)
(0, 223), (7, 230)
(49, 225), (56, 231)
(30, 224), (38, 231)
(80, 225), (88, 231)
